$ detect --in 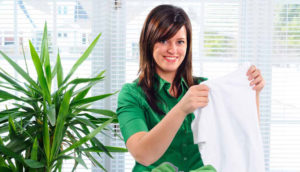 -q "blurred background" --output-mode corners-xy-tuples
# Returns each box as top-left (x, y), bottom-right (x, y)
(0, 0), (299, 171)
